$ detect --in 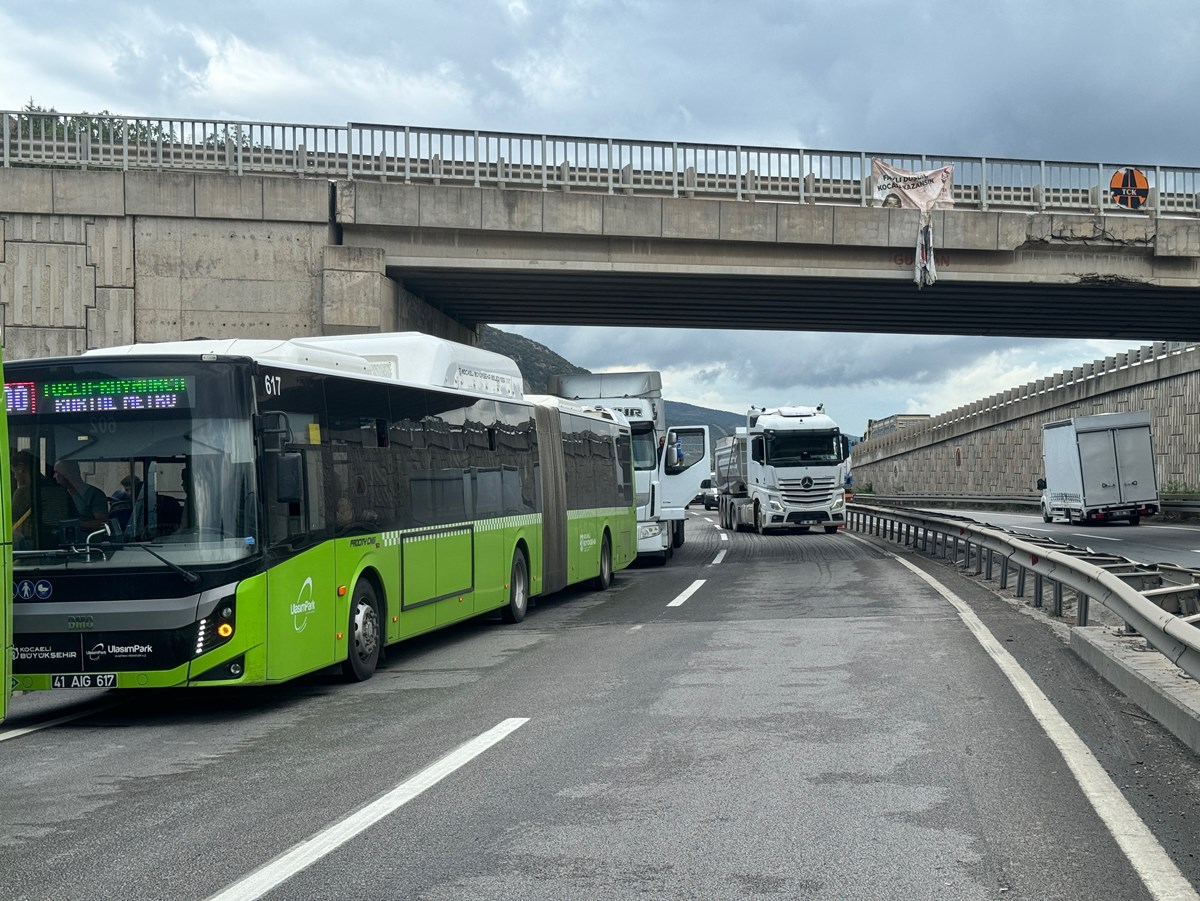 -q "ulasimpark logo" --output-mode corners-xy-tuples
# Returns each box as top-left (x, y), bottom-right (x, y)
(291, 578), (316, 632)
